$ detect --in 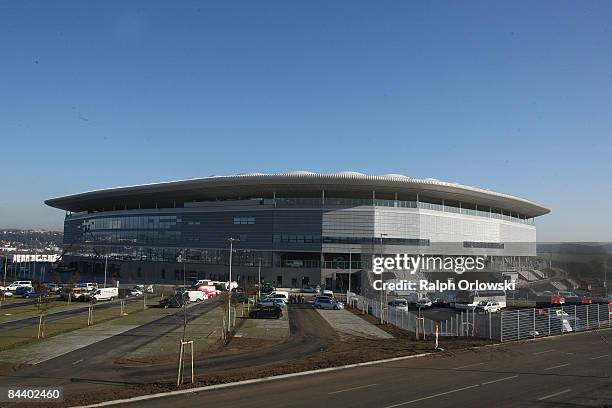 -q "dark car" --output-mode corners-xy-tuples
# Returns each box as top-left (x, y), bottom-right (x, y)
(15, 286), (33, 296)
(300, 287), (318, 294)
(159, 294), (186, 308)
(249, 306), (282, 319)
(24, 291), (50, 299)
